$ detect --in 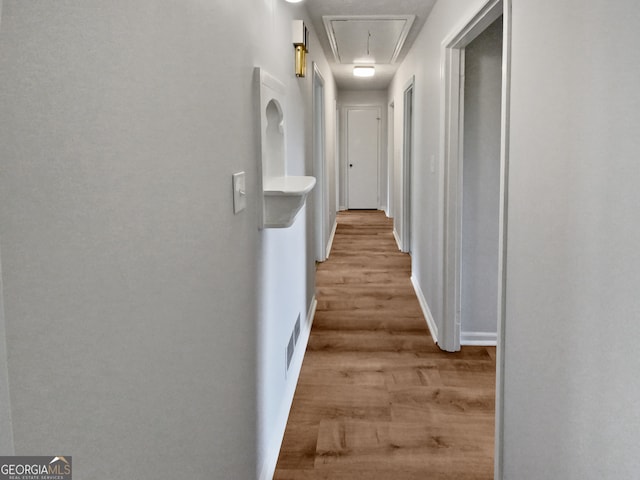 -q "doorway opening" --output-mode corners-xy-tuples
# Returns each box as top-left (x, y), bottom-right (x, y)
(460, 16), (503, 347)
(440, 0), (511, 476)
(441, 0), (505, 350)
(400, 78), (415, 253)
